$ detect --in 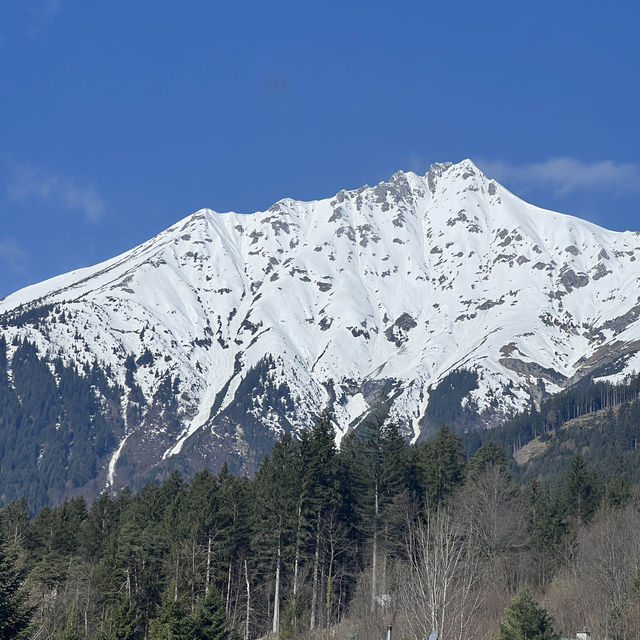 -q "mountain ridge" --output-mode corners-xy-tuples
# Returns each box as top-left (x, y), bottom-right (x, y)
(1, 159), (640, 500)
